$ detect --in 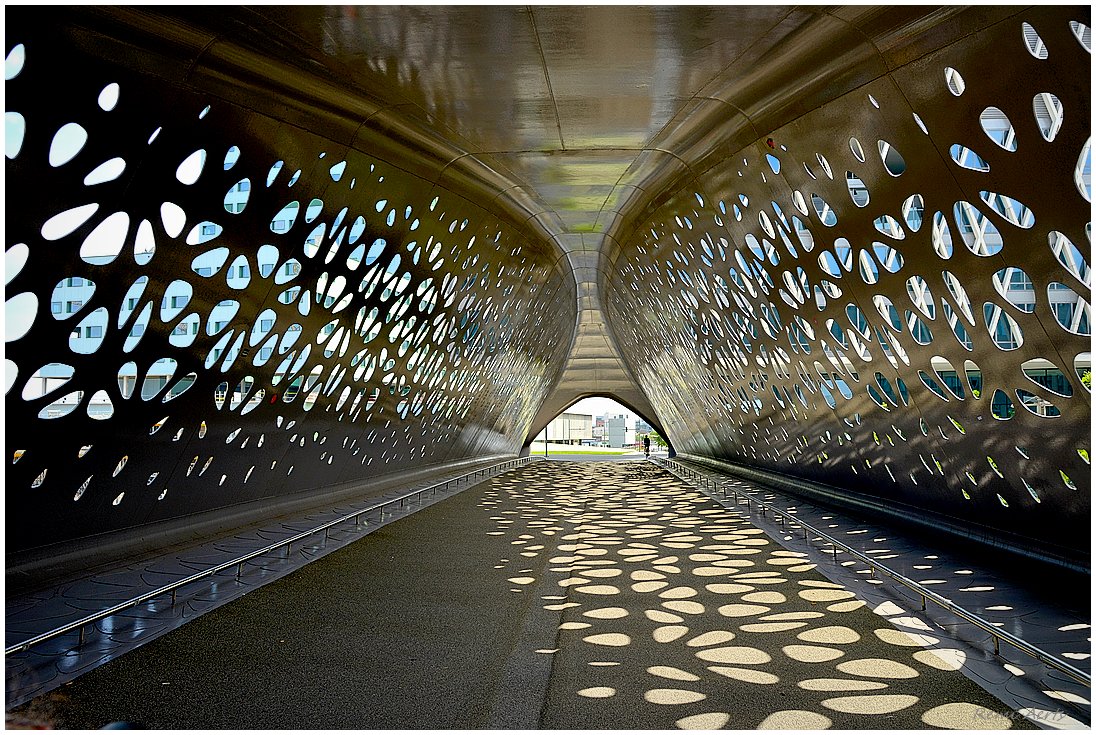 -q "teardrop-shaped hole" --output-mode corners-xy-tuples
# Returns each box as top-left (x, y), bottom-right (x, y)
(176, 149), (206, 185)
(1016, 388), (1060, 417)
(879, 140), (906, 175)
(49, 123), (88, 167)
(88, 389), (114, 420)
(979, 107), (1017, 152)
(142, 358), (177, 400)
